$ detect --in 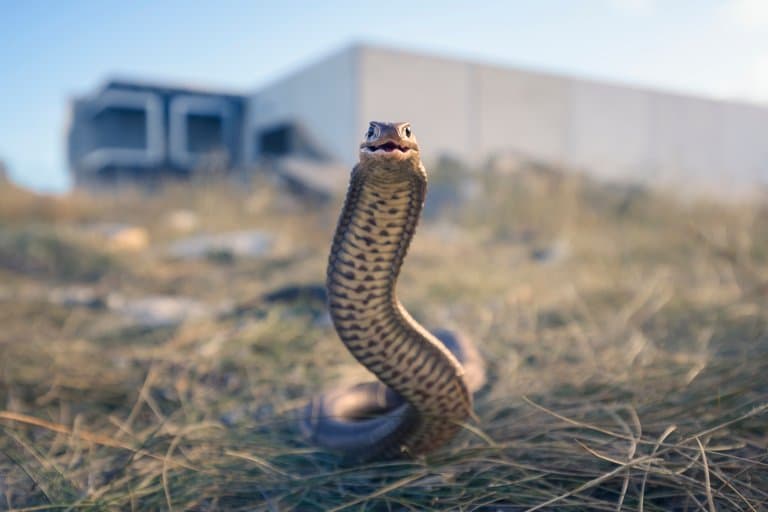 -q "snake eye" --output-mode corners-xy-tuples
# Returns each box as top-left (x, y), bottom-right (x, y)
(403, 125), (412, 138)
(366, 124), (376, 140)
